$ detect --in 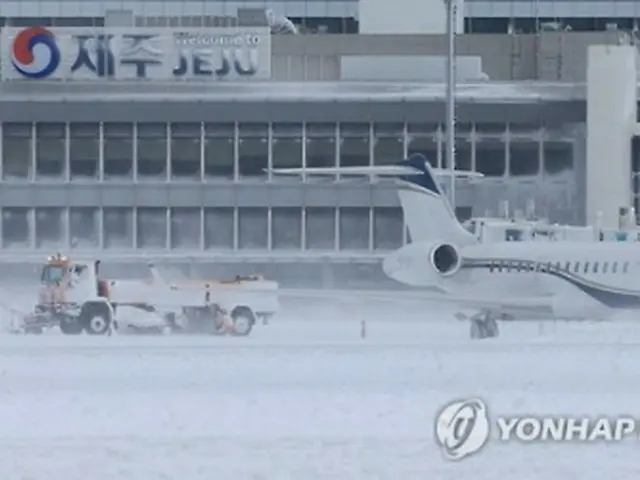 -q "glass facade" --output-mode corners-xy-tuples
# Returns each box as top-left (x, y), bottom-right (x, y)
(0, 206), (407, 253)
(0, 1), (359, 34)
(0, 121), (574, 250)
(464, 1), (640, 33)
(0, 121), (574, 180)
